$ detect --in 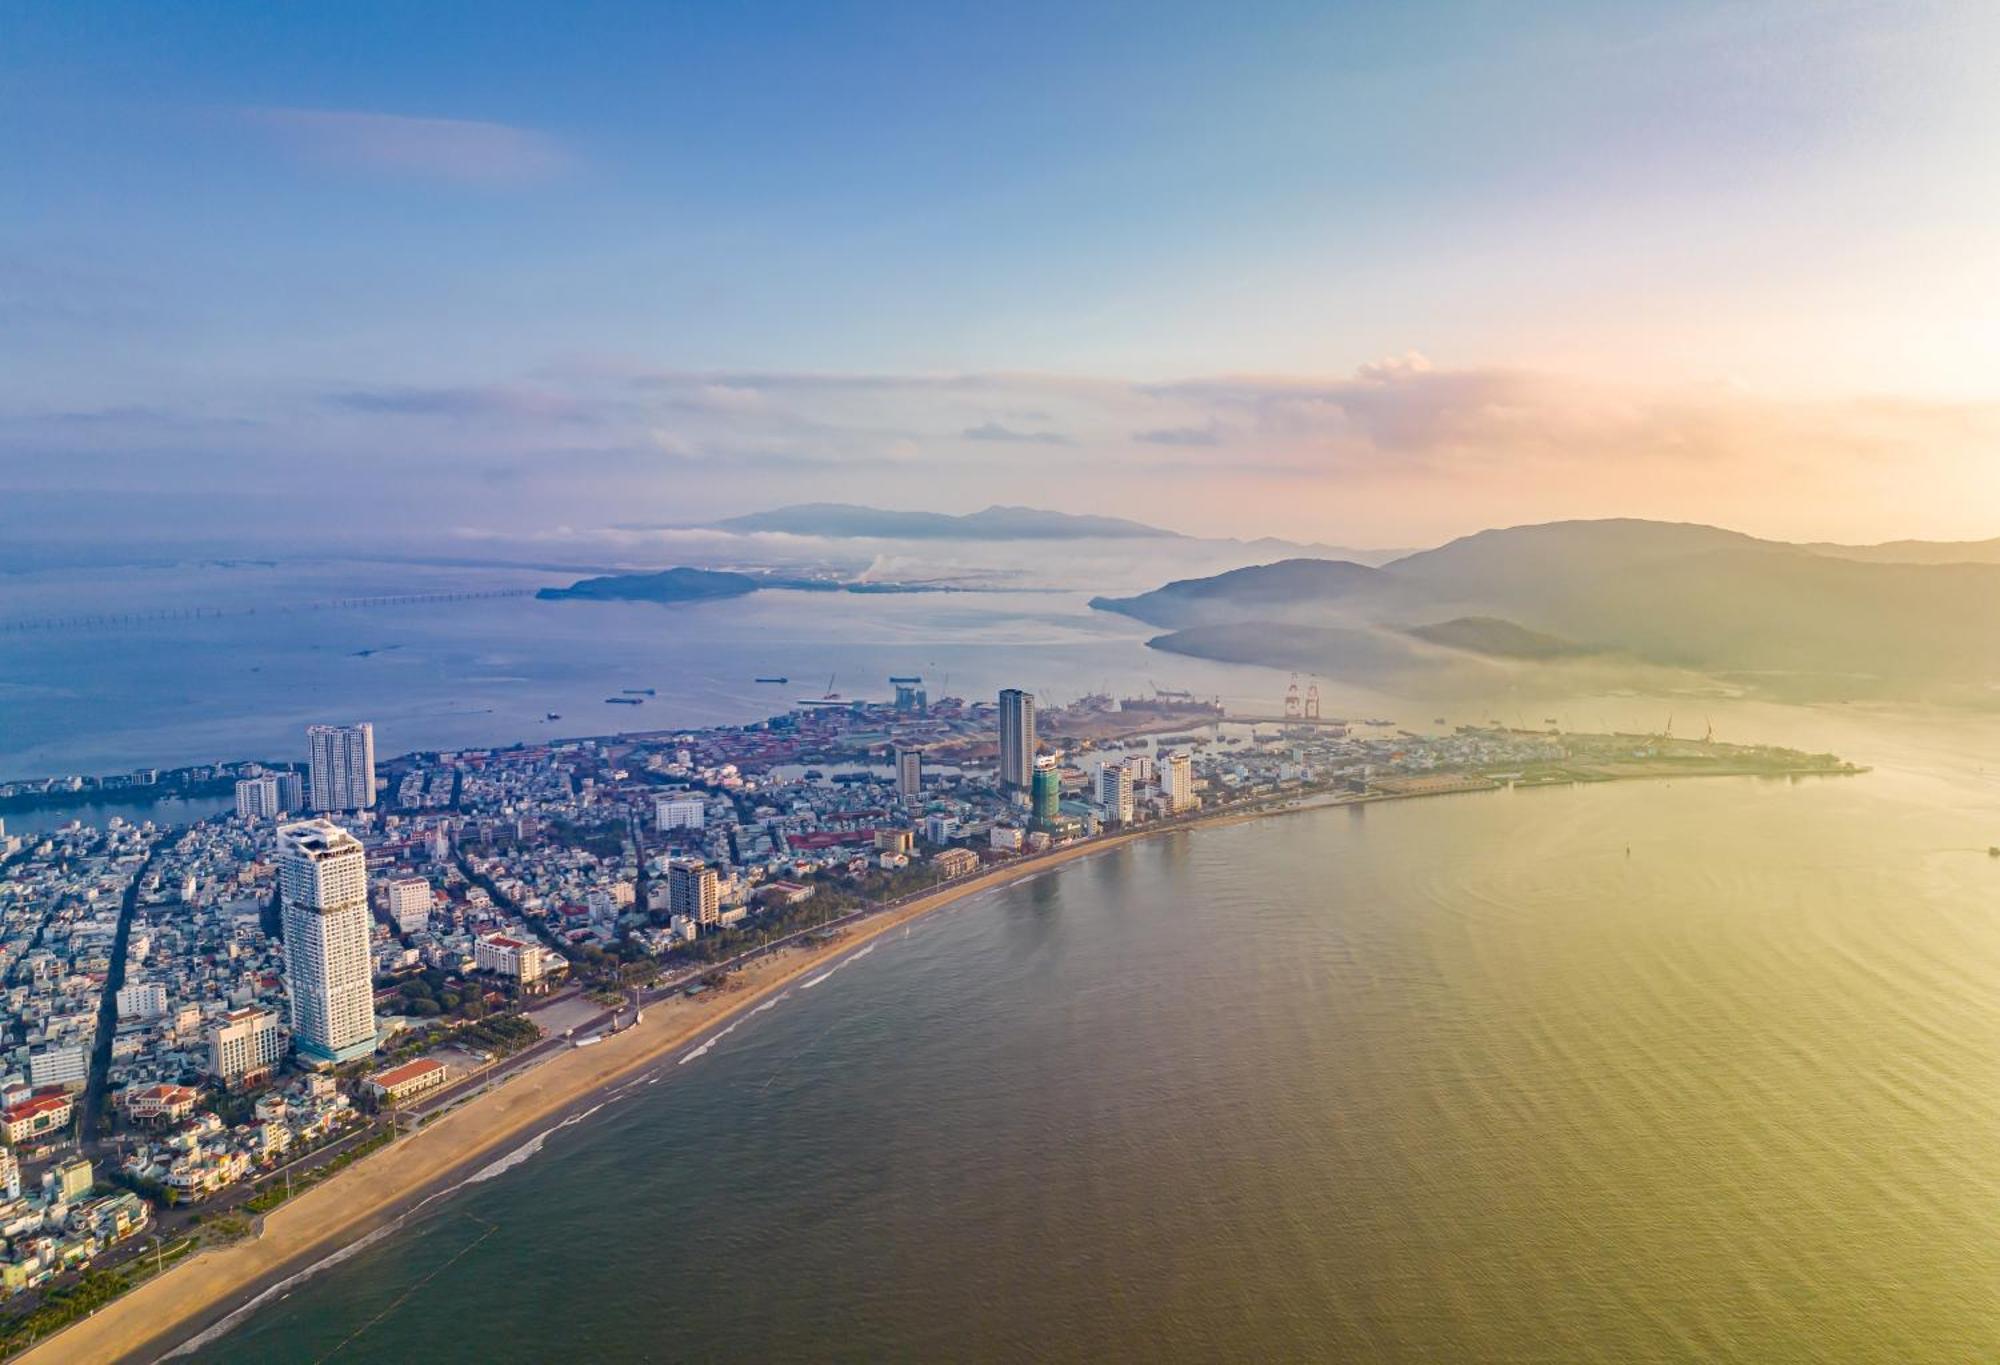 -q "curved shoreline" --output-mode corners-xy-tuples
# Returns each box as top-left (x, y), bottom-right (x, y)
(18, 768), (1849, 1363)
(22, 802), (1303, 1365)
